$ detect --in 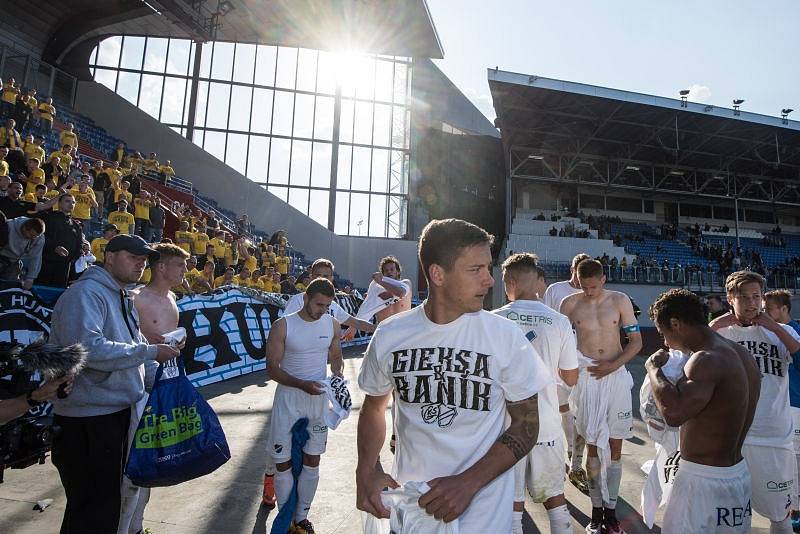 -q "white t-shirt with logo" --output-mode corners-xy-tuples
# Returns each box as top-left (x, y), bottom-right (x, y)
(542, 280), (582, 312)
(283, 292), (353, 324)
(717, 324), (800, 445)
(358, 305), (552, 532)
(492, 300), (579, 442)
